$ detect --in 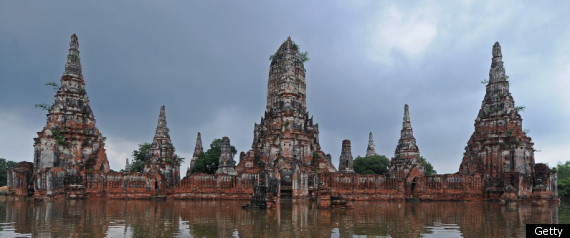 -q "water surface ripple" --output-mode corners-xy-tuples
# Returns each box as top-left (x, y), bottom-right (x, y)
(0, 197), (566, 237)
